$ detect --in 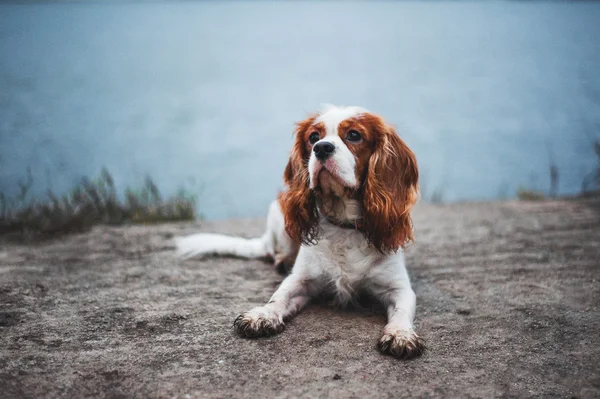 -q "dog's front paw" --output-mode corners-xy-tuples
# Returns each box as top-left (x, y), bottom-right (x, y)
(378, 327), (425, 360)
(233, 307), (284, 338)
